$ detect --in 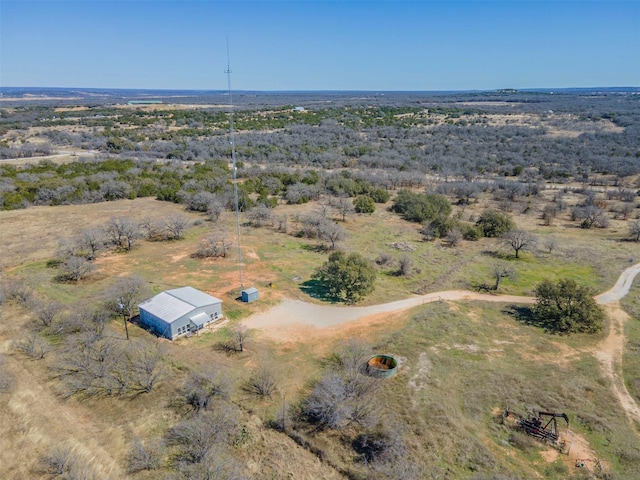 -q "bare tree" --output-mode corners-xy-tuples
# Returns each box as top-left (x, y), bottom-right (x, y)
(195, 233), (232, 258)
(183, 191), (217, 212)
(40, 445), (77, 477)
(543, 236), (559, 254)
(492, 261), (516, 291)
(104, 216), (140, 251)
(299, 214), (324, 239)
(397, 255), (413, 277)
(230, 323), (250, 352)
(501, 229), (537, 259)
(14, 331), (50, 359)
(630, 219), (640, 242)
(127, 342), (165, 393)
(553, 192), (567, 211)
(541, 204), (558, 226)
(333, 196), (355, 222)
(420, 222), (436, 242)
(246, 363), (278, 398)
(618, 203), (635, 221)
(317, 218), (347, 250)
(247, 204), (272, 227)
(77, 227), (105, 260)
(166, 214), (190, 240)
(29, 298), (63, 329)
(375, 252), (394, 267)
(572, 205), (609, 229)
(302, 339), (380, 430)
(206, 197), (225, 222)
(335, 339), (371, 380)
(183, 367), (233, 412)
(166, 406), (239, 463)
(139, 216), (165, 241)
(58, 255), (95, 282)
(125, 438), (163, 474)
(57, 237), (80, 260)
(445, 228), (463, 247)
(302, 371), (380, 430)
(174, 447), (247, 480)
(0, 277), (33, 306)
(315, 201), (331, 219)
(106, 276), (149, 340)
(276, 214), (288, 233)
(56, 308), (93, 336)
(56, 335), (163, 398)
(55, 335), (118, 398)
